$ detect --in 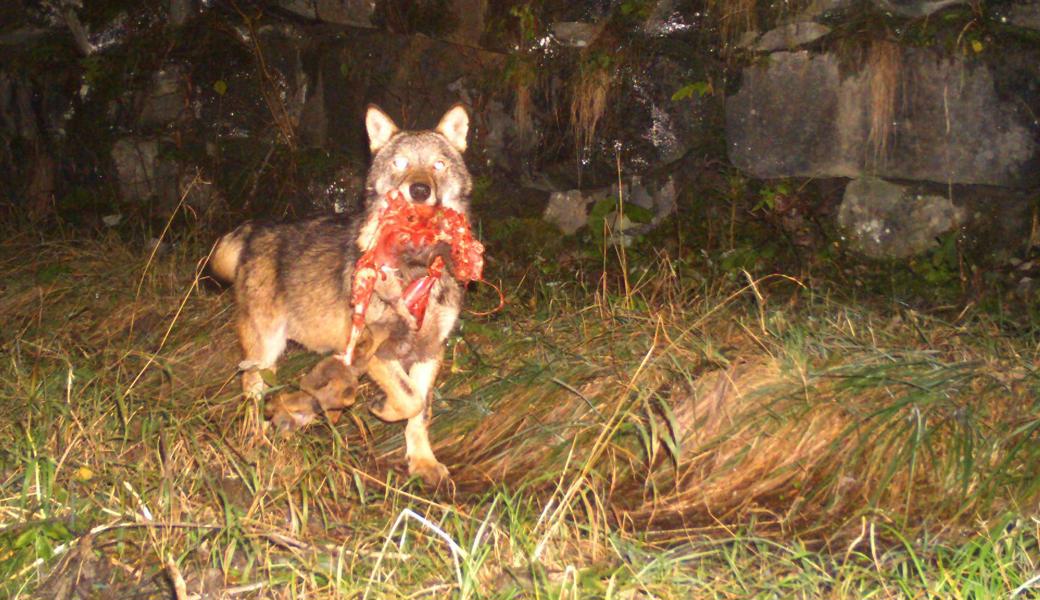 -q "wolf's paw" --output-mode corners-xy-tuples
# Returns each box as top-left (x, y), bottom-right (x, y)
(264, 392), (319, 432)
(408, 457), (450, 488)
(242, 370), (267, 400)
